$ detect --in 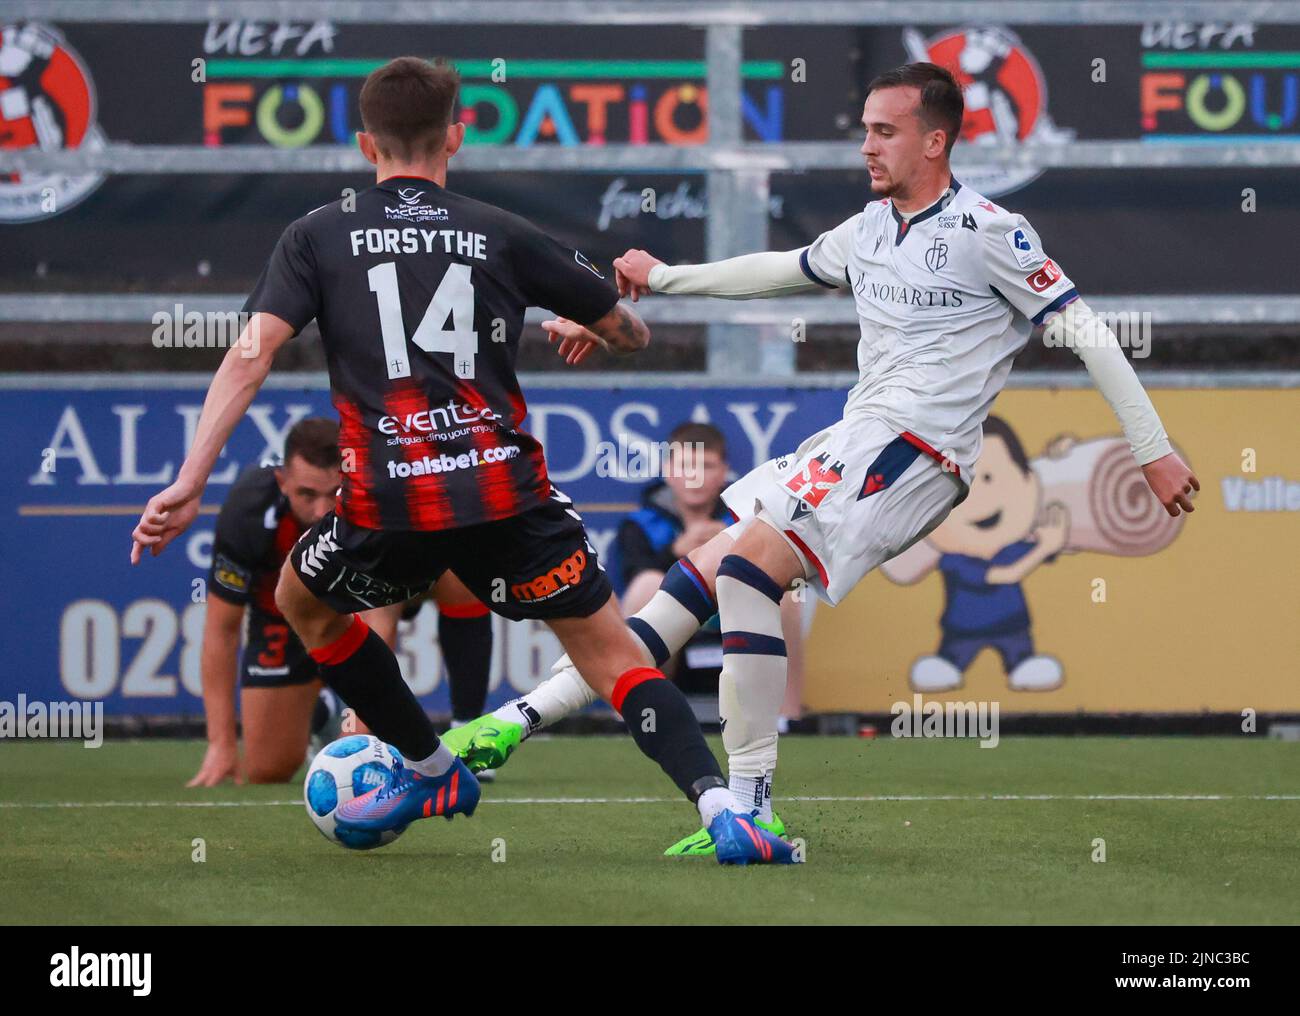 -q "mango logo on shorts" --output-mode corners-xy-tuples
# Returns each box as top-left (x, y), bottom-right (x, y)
(511, 548), (588, 602)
